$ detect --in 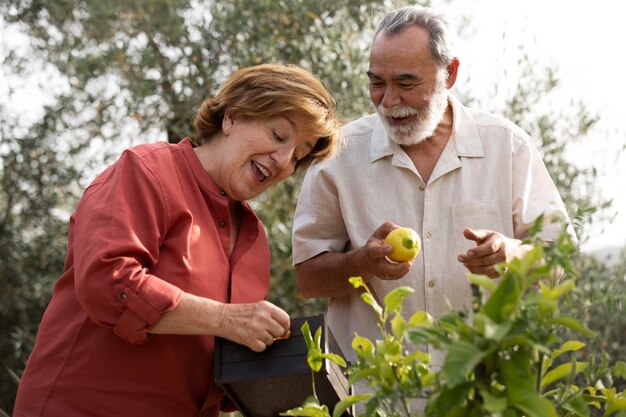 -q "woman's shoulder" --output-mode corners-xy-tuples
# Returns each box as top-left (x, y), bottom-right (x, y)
(124, 140), (178, 160)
